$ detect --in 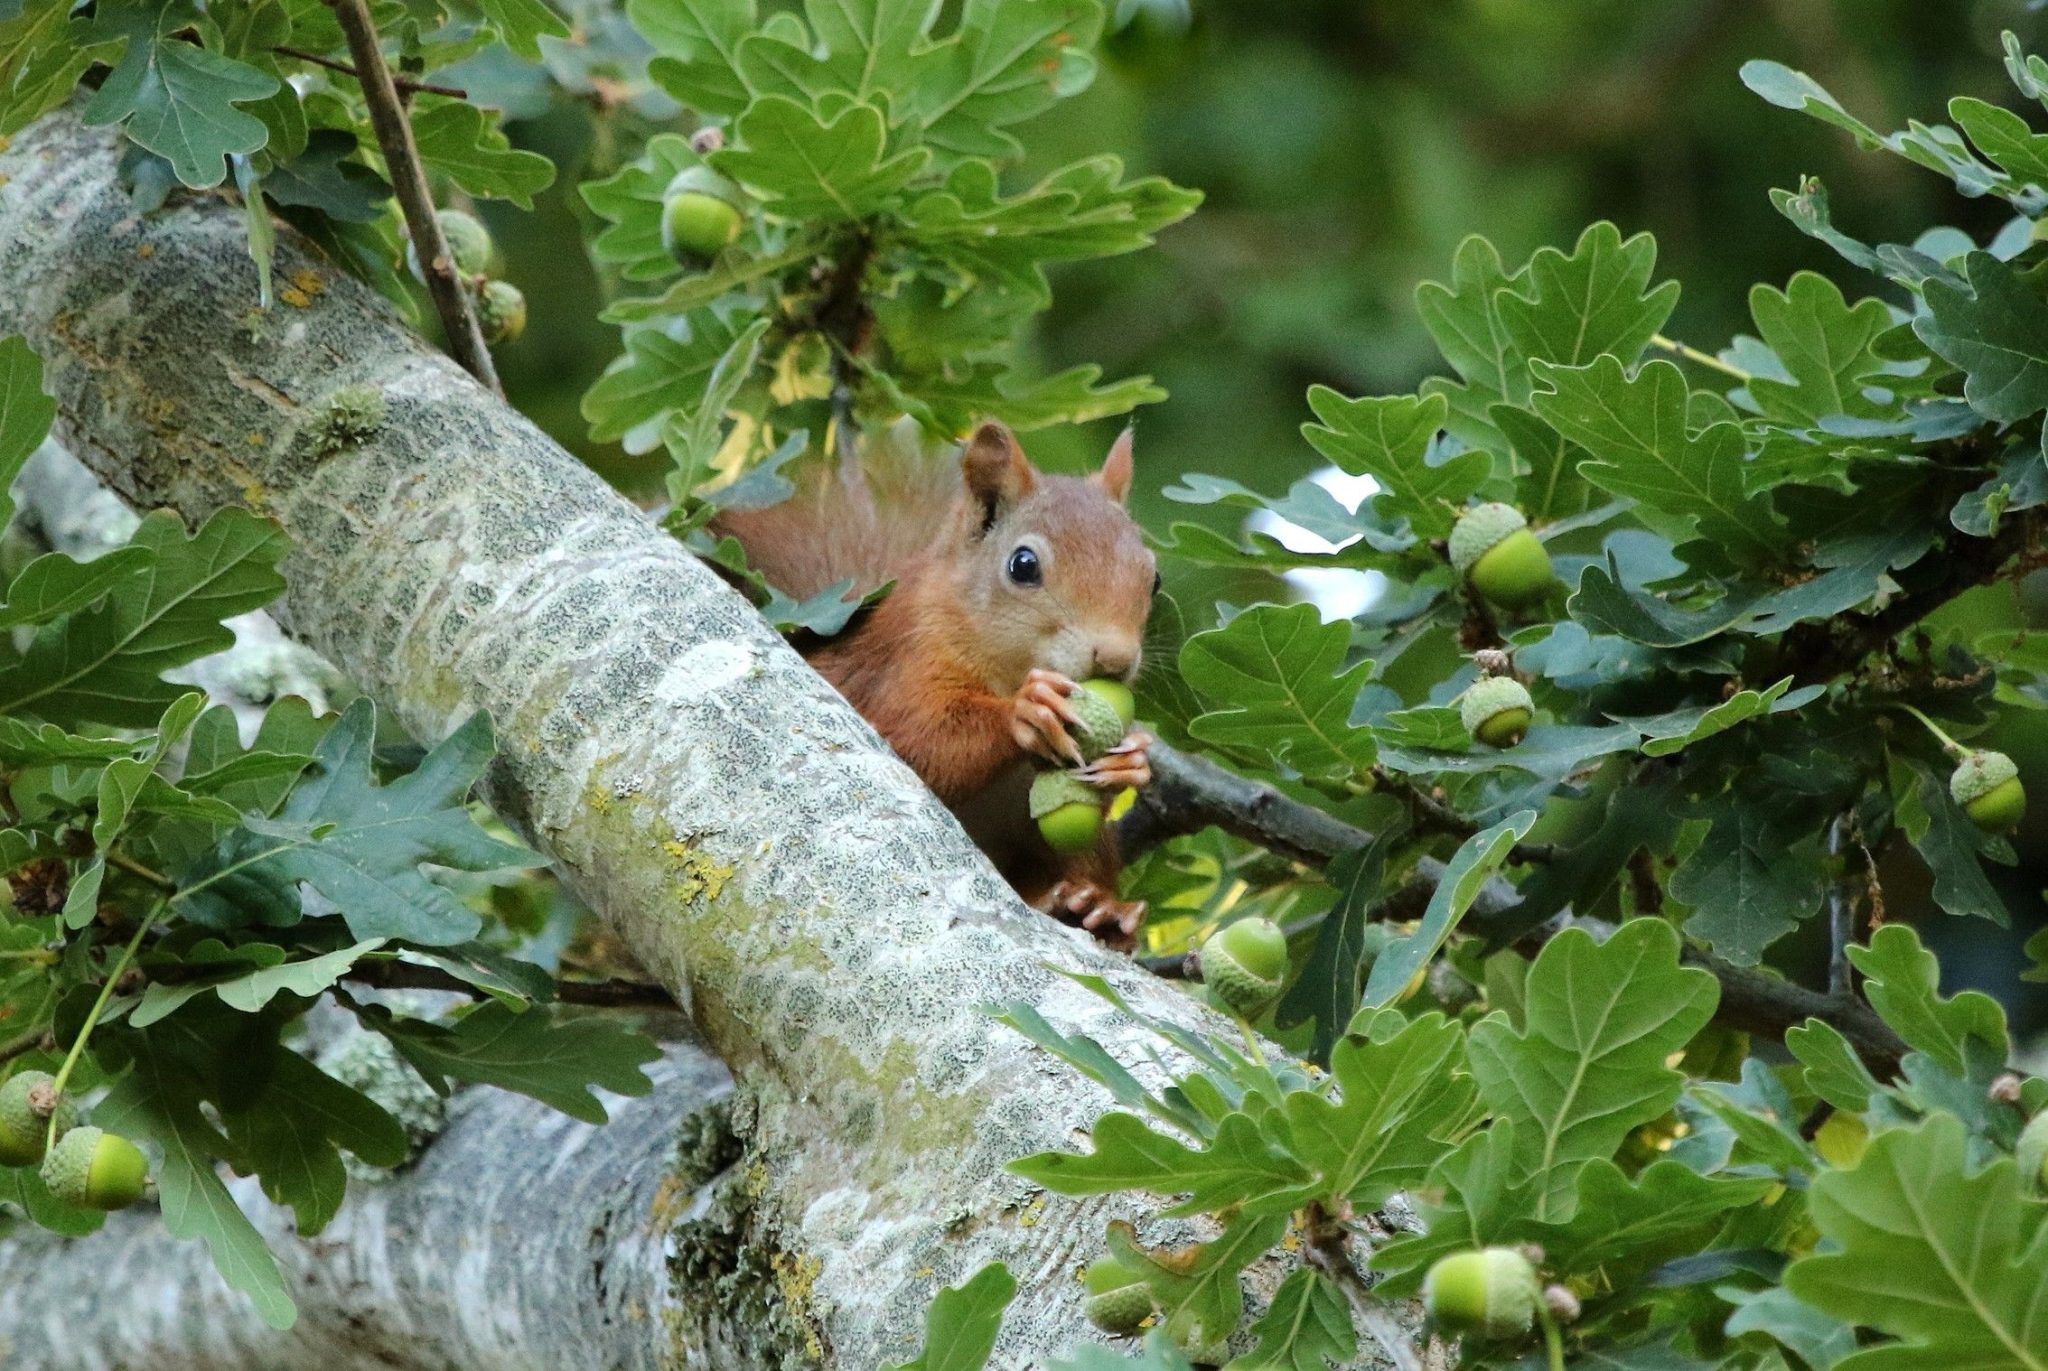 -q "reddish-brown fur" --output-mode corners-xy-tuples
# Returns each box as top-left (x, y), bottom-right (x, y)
(714, 421), (1155, 927)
